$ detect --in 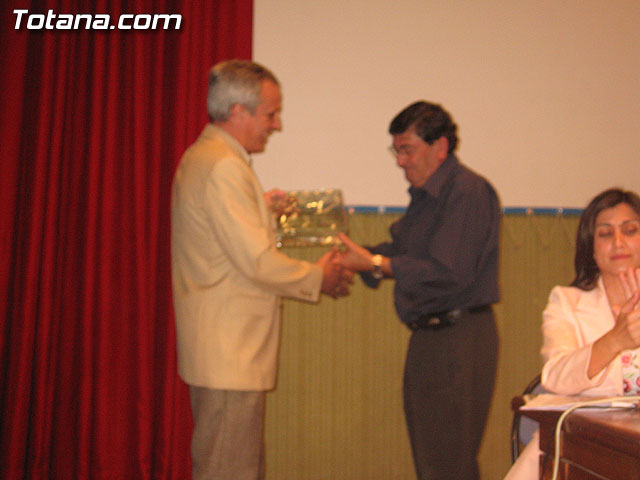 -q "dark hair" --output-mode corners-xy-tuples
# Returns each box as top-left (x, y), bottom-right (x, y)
(388, 101), (458, 153)
(571, 188), (640, 290)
